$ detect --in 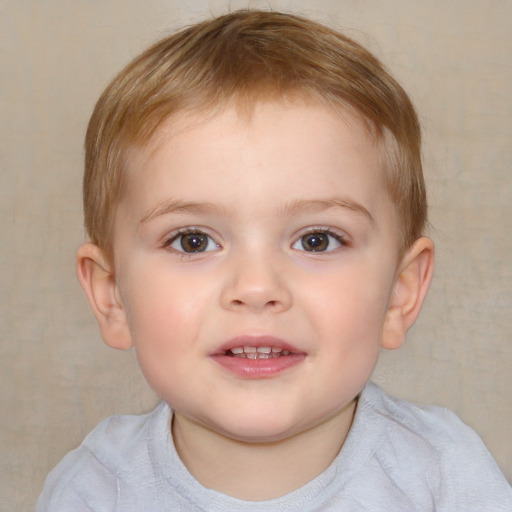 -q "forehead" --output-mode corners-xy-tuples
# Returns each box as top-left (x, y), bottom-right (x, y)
(119, 101), (393, 223)
(128, 100), (383, 172)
